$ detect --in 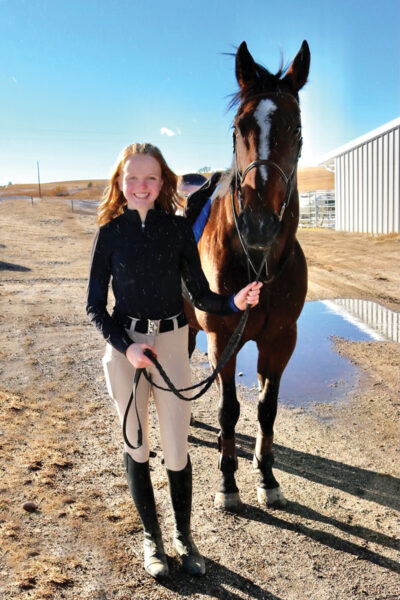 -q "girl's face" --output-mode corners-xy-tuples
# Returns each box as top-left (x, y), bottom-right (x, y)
(119, 154), (163, 213)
